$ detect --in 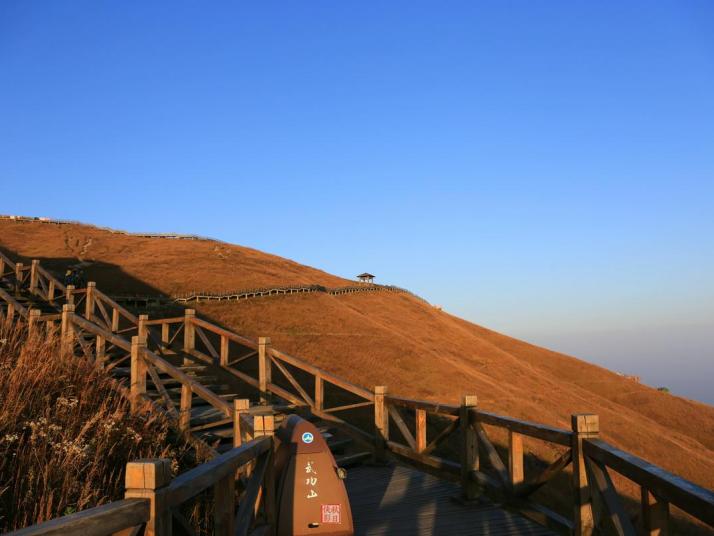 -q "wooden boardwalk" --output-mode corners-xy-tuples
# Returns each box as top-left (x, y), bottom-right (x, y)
(346, 464), (555, 536)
